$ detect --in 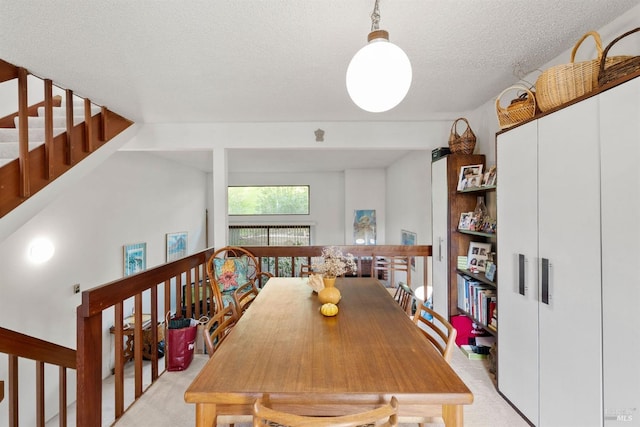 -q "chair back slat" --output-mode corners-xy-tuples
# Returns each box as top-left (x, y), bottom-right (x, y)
(253, 396), (399, 427)
(413, 302), (457, 363)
